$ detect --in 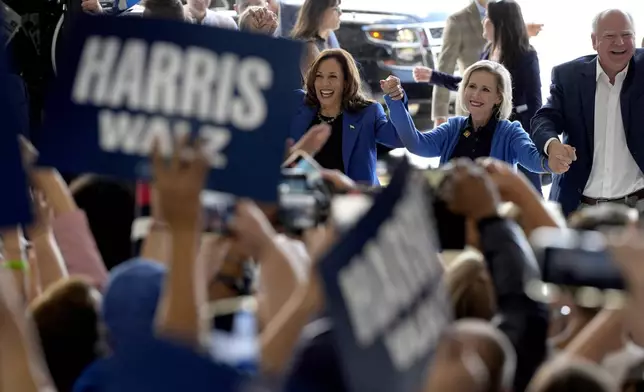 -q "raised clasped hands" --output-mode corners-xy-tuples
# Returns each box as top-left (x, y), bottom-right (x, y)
(380, 75), (404, 101)
(249, 6), (278, 34)
(547, 140), (577, 174)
